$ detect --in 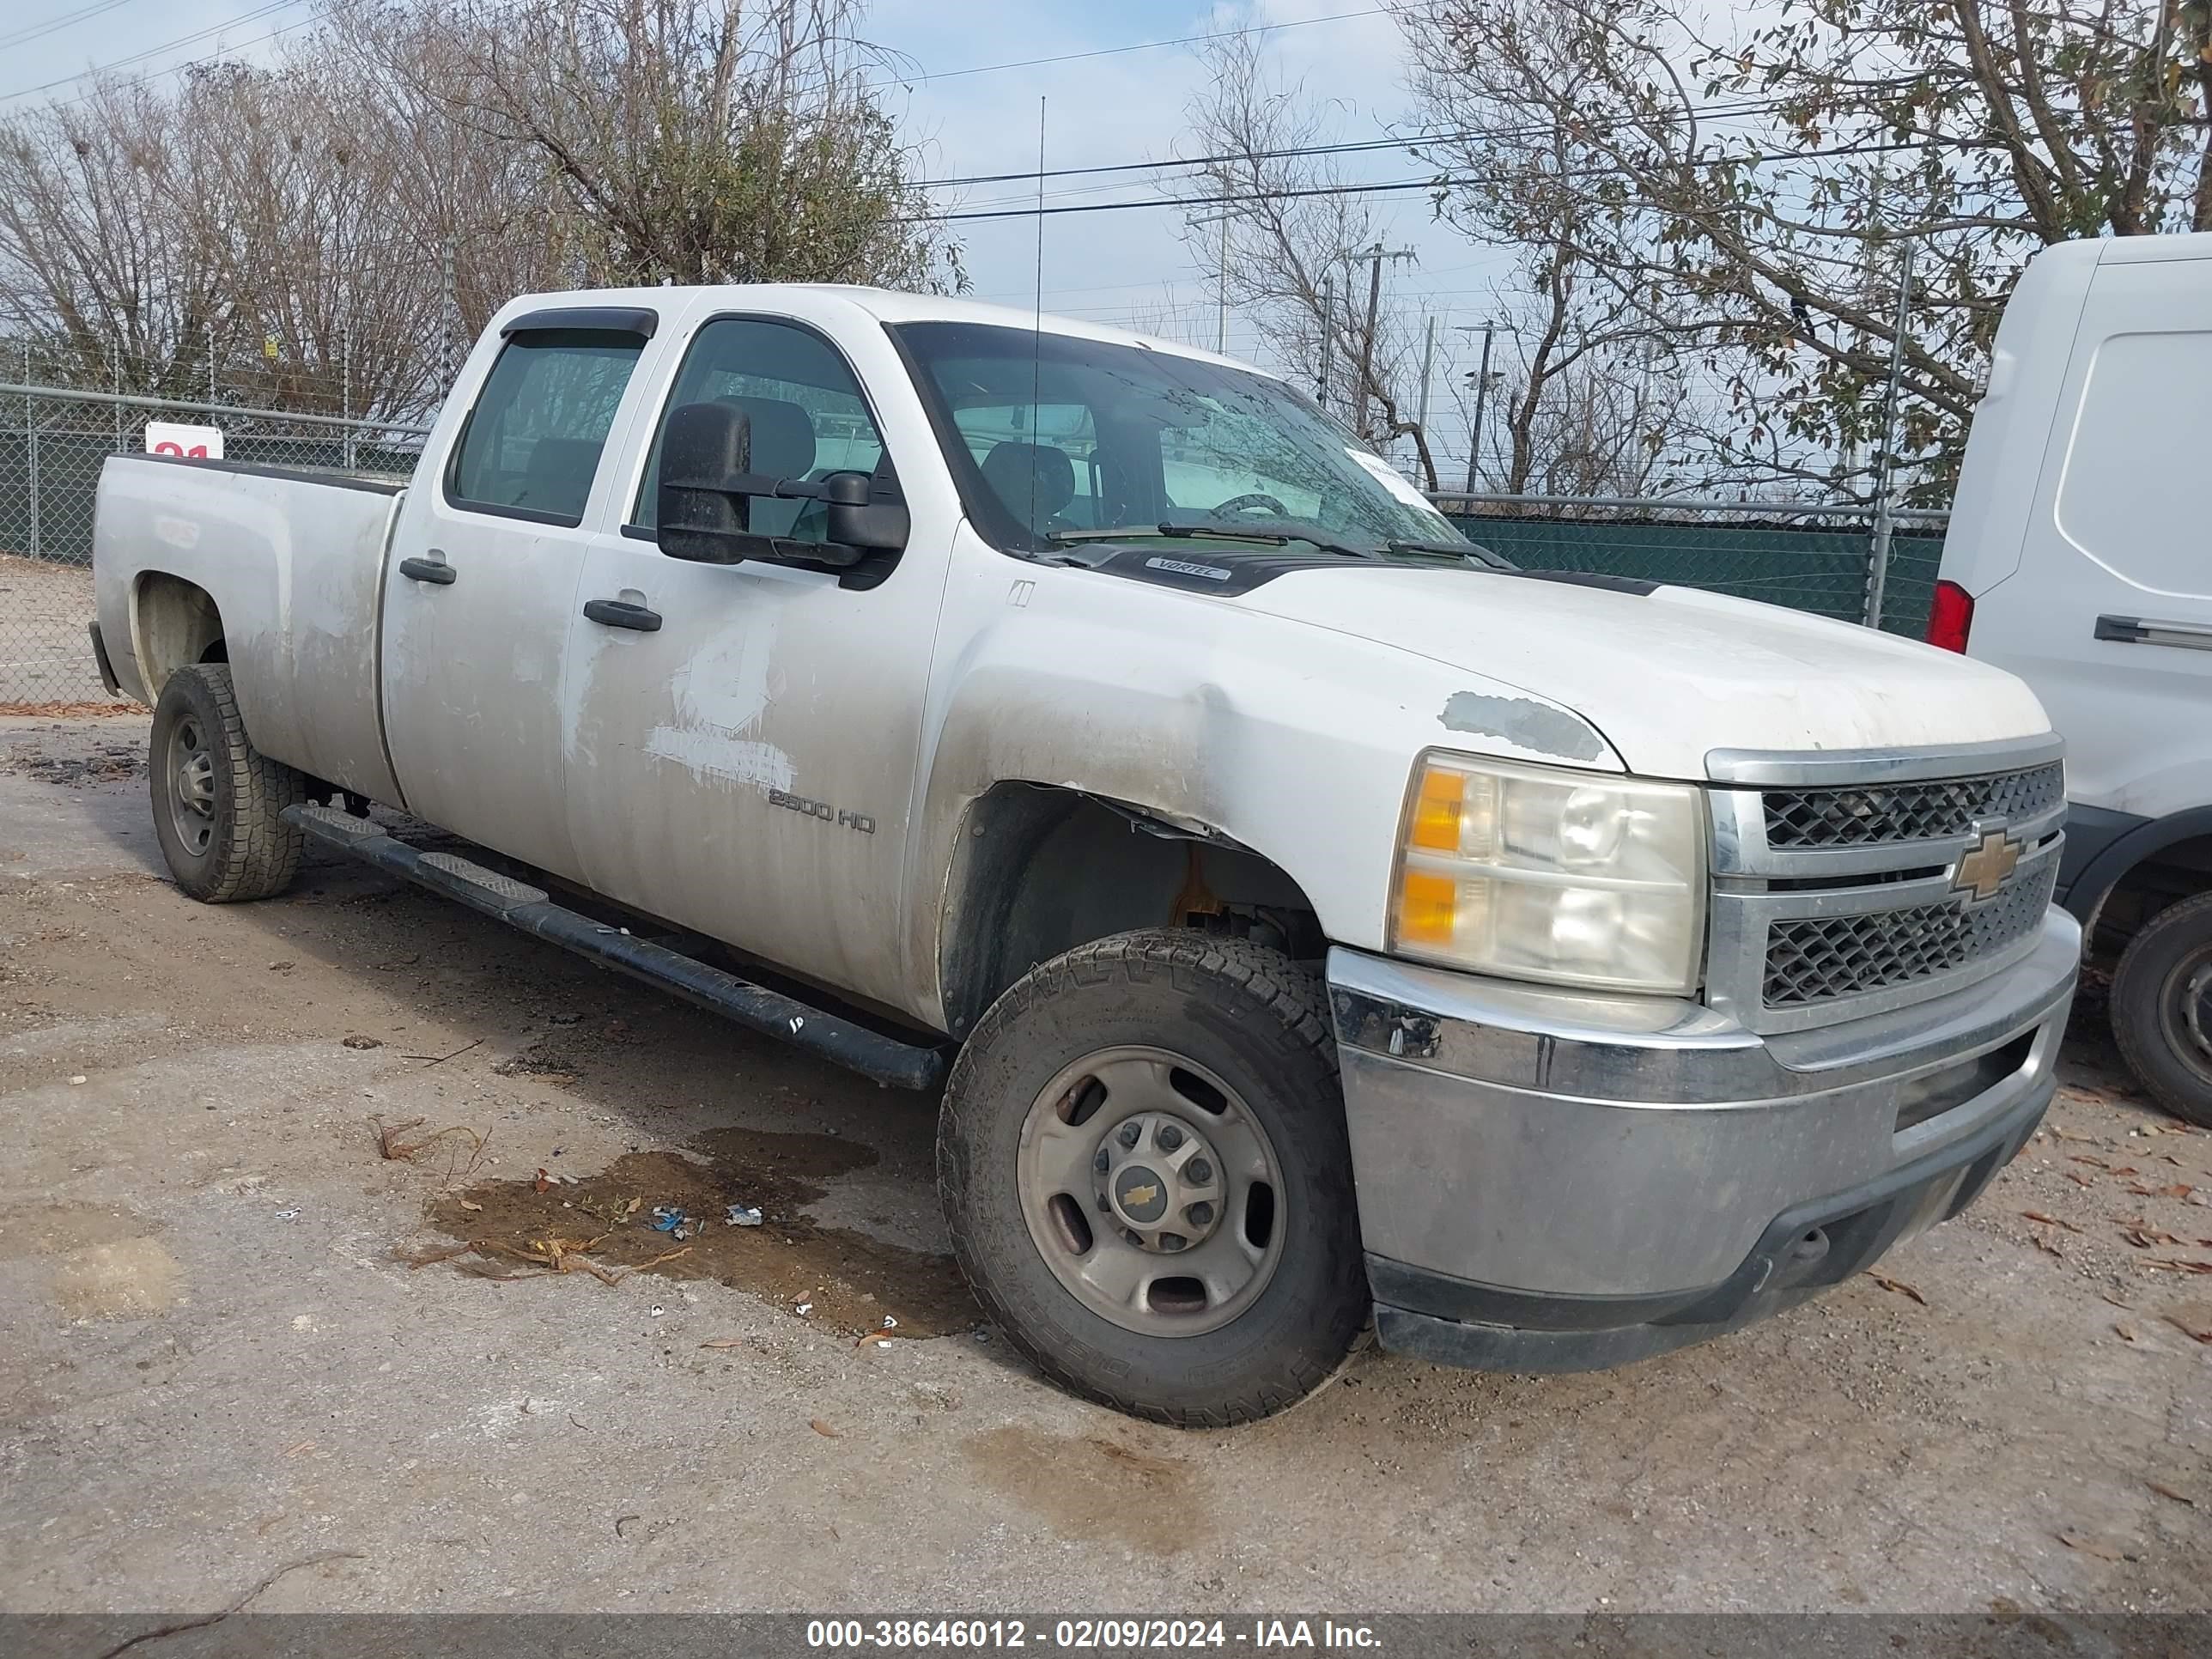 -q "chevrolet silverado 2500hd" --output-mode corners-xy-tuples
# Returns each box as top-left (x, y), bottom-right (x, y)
(91, 286), (2079, 1425)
